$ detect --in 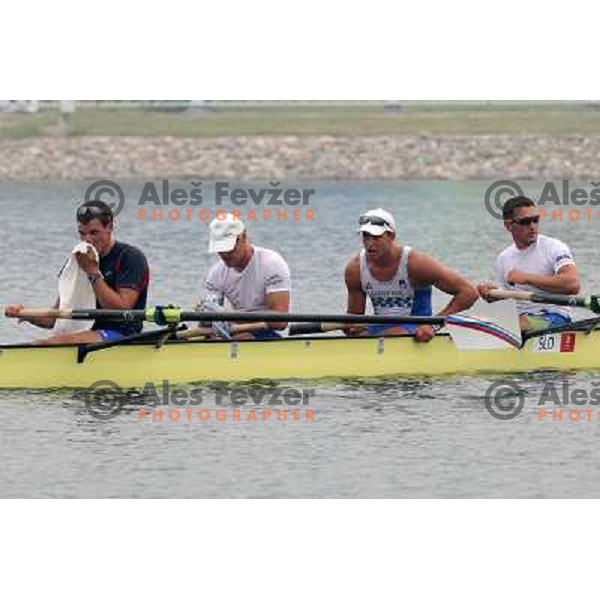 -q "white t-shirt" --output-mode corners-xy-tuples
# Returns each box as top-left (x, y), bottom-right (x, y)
(495, 234), (576, 317)
(205, 246), (291, 312)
